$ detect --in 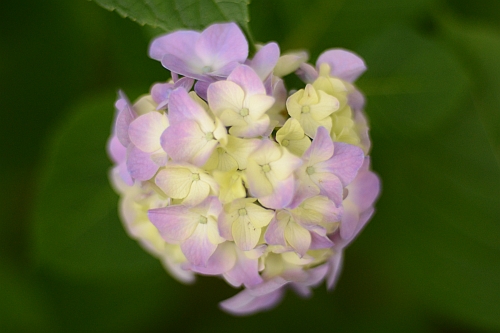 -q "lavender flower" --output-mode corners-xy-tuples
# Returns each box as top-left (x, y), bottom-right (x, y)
(108, 22), (380, 315)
